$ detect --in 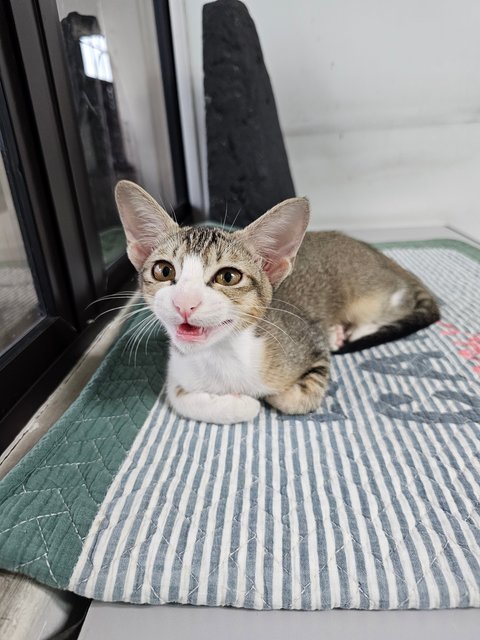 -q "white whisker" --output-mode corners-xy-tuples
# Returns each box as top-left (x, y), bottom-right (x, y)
(90, 304), (150, 323)
(133, 316), (158, 365)
(234, 309), (295, 343)
(122, 313), (155, 357)
(256, 304), (308, 325)
(145, 317), (162, 355)
(86, 291), (140, 308)
(228, 207), (242, 232)
(271, 297), (305, 314)
(229, 311), (288, 355)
